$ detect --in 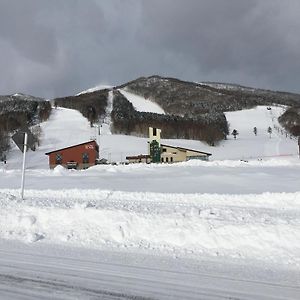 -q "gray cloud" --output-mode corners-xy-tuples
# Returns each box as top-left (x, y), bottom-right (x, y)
(0, 0), (300, 98)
